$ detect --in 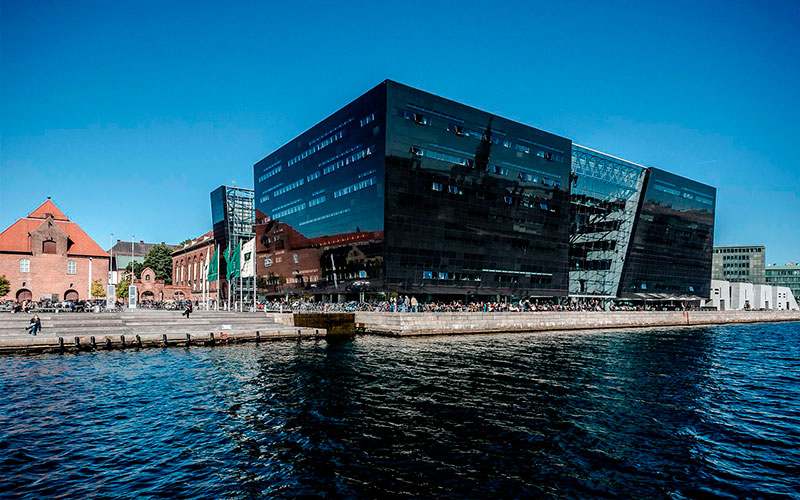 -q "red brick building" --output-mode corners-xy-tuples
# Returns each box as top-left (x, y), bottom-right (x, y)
(0, 199), (110, 302)
(171, 230), (220, 305)
(254, 217), (383, 297)
(131, 267), (192, 304)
